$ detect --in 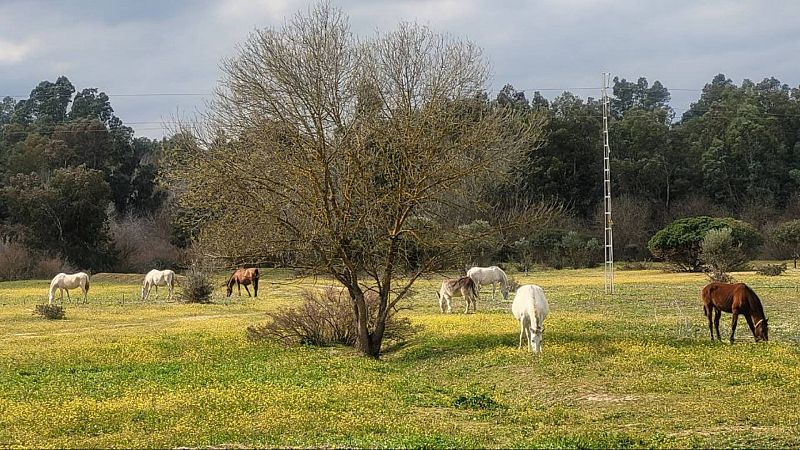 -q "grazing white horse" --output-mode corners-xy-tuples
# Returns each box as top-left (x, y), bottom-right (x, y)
(48, 272), (90, 305)
(467, 266), (510, 300)
(511, 284), (550, 353)
(142, 269), (175, 301)
(437, 276), (480, 314)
